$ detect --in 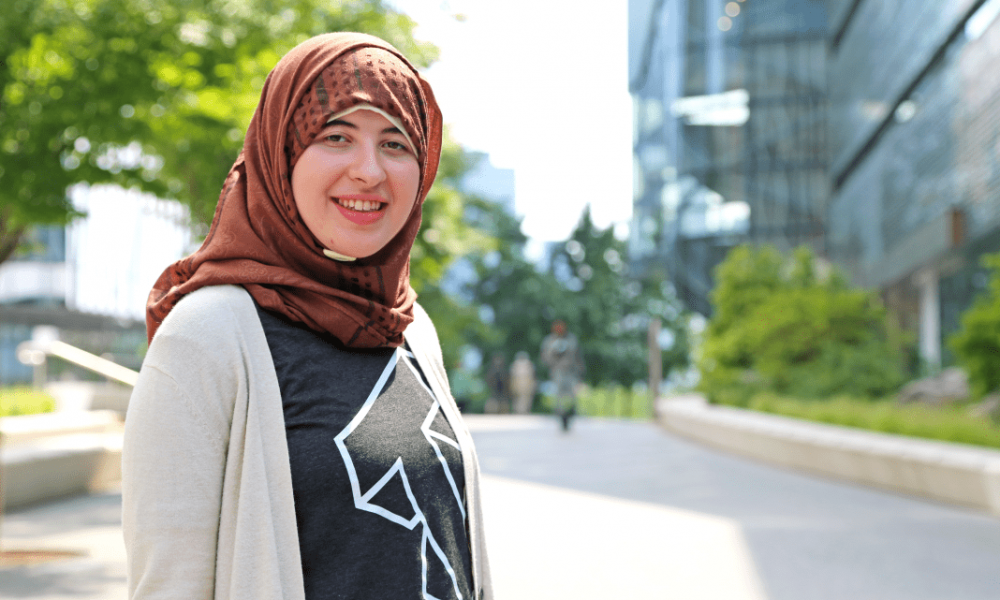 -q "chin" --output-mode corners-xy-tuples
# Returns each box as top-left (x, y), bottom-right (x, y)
(330, 243), (379, 260)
